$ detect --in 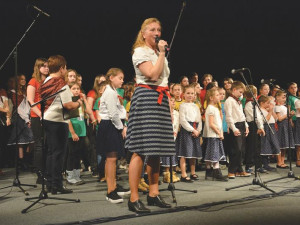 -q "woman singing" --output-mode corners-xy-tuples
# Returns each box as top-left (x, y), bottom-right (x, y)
(126, 18), (175, 213)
